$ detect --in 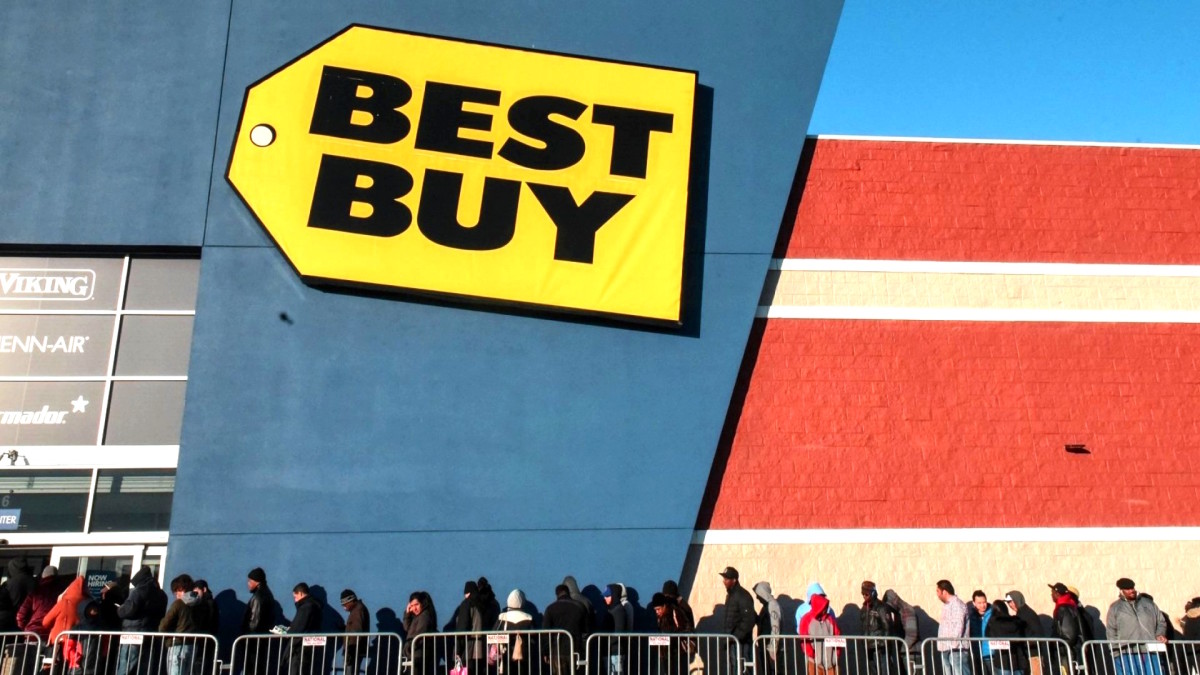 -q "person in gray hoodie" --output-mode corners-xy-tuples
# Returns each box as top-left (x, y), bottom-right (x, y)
(753, 582), (782, 675)
(1004, 591), (1045, 675)
(563, 576), (596, 638)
